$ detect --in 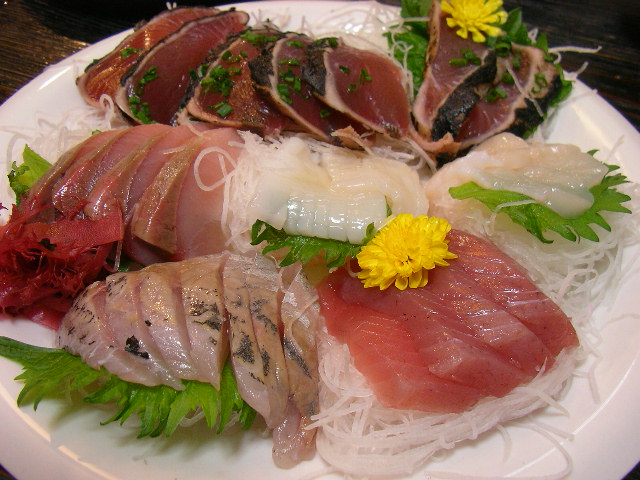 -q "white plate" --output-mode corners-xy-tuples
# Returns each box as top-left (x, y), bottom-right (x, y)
(1, 2), (640, 479)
